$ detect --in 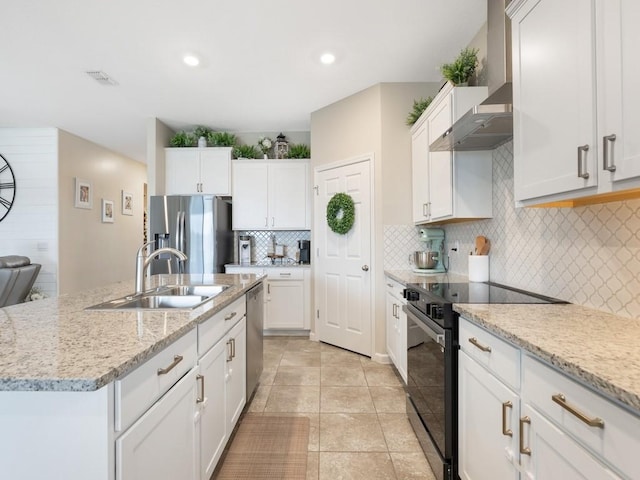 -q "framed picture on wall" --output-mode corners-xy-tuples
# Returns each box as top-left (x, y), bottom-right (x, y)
(102, 199), (114, 223)
(74, 178), (92, 209)
(122, 190), (133, 216)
